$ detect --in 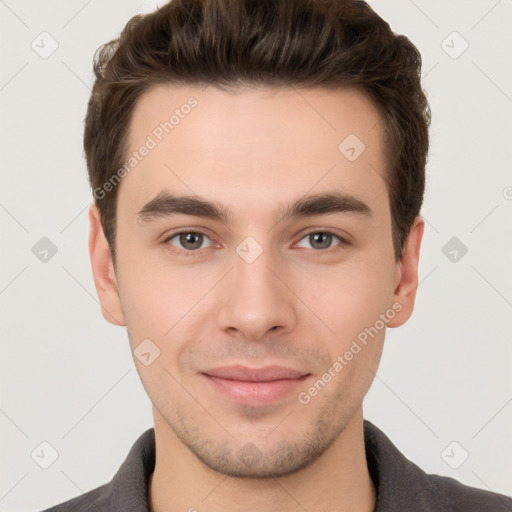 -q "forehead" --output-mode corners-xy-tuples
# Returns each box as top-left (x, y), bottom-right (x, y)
(119, 84), (388, 219)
